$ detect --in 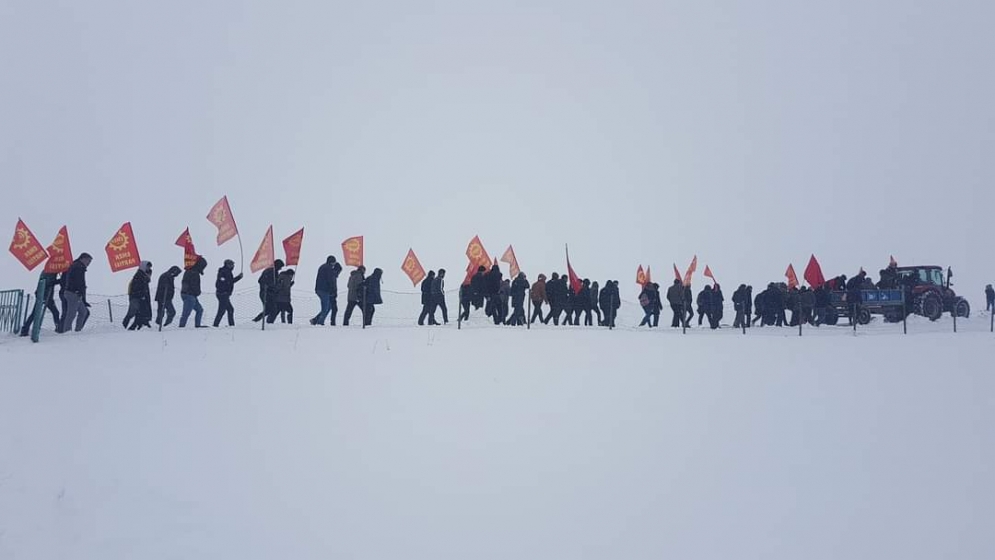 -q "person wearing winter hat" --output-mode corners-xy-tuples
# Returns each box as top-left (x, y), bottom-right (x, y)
(60, 252), (92, 333)
(155, 265), (183, 327)
(213, 259), (243, 327)
(179, 256), (209, 328)
(253, 259), (284, 323)
(123, 261), (153, 330)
